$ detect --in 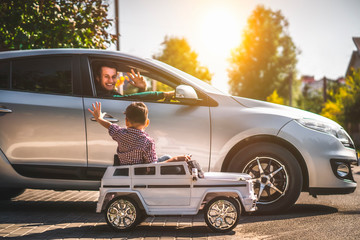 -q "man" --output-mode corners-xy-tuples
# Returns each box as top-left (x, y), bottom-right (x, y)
(95, 62), (174, 101)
